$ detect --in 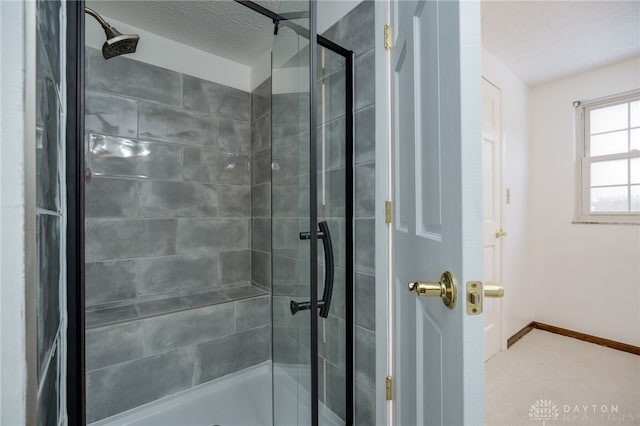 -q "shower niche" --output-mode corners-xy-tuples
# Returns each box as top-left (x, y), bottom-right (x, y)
(81, 1), (356, 425)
